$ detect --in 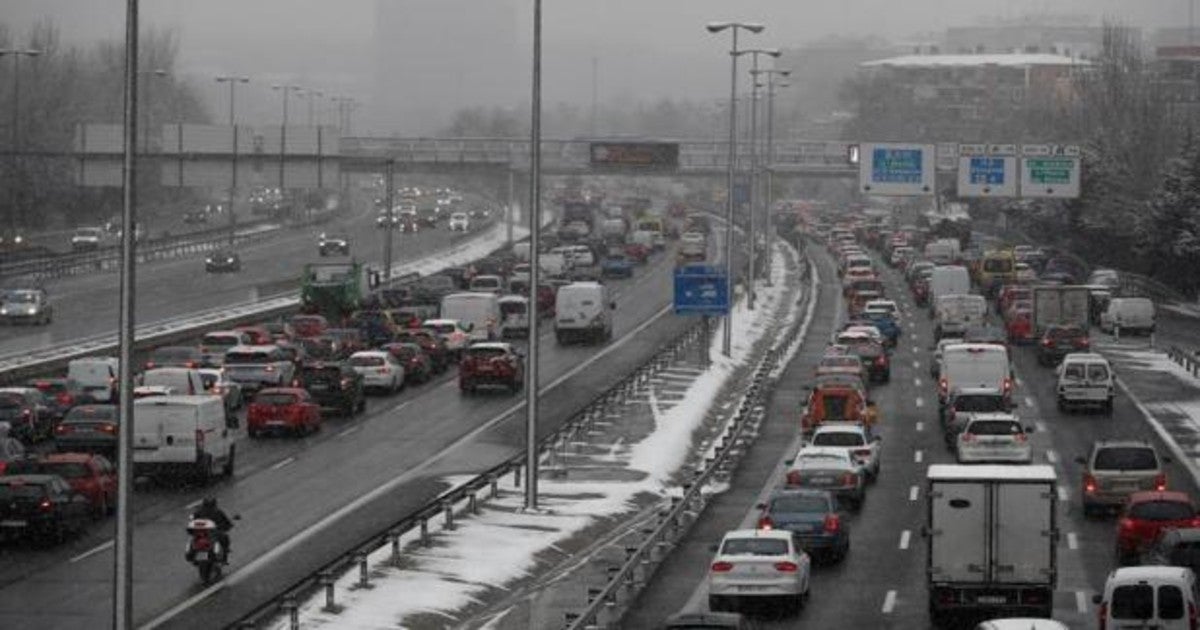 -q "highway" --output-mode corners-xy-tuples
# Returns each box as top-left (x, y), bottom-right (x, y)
(624, 238), (1200, 629)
